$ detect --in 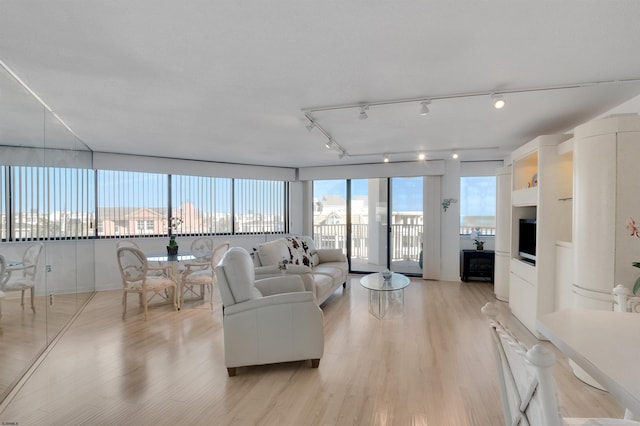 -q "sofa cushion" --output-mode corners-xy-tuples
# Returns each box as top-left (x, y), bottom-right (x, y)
(312, 273), (334, 301)
(313, 263), (347, 282)
(257, 239), (290, 266)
